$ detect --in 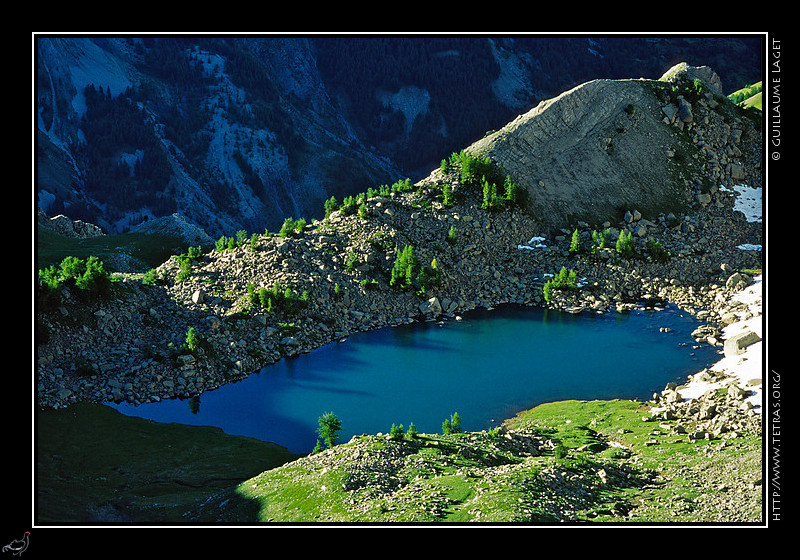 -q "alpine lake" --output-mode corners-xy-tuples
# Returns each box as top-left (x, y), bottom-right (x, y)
(109, 303), (719, 454)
